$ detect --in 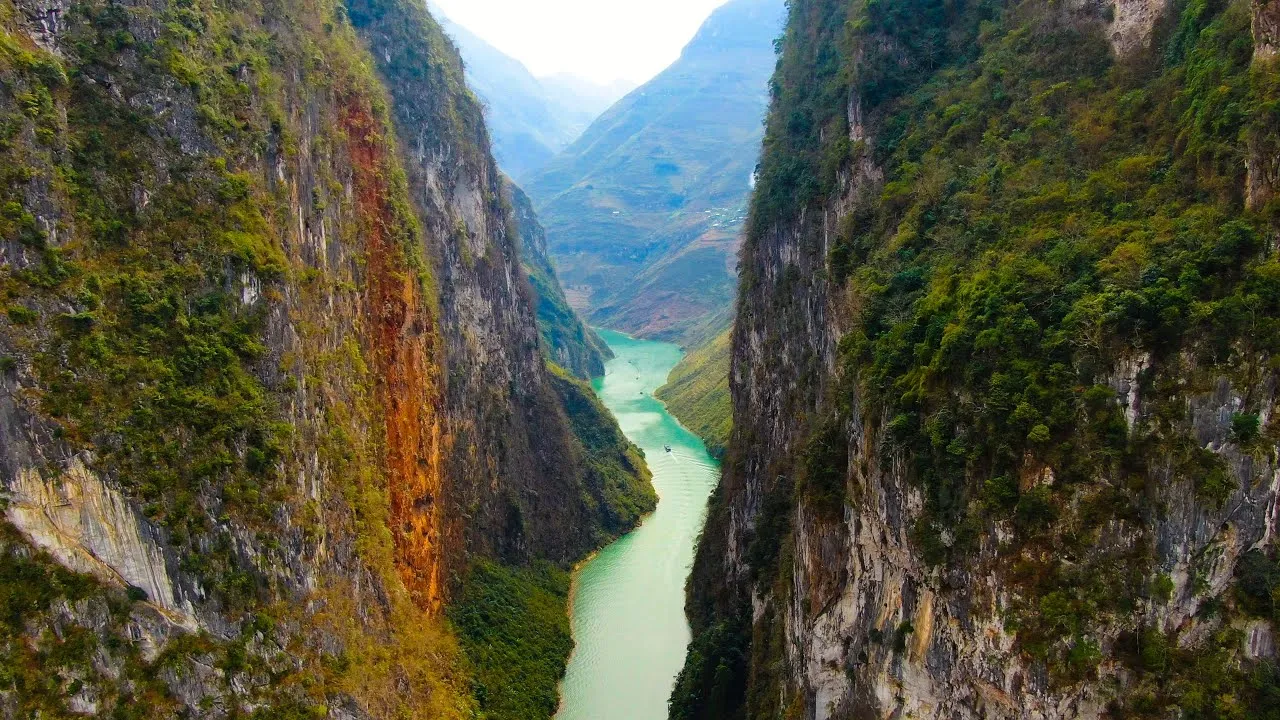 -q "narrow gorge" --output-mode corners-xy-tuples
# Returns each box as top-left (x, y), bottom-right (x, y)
(3, 0), (1280, 717)
(557, 331), (720, 720)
